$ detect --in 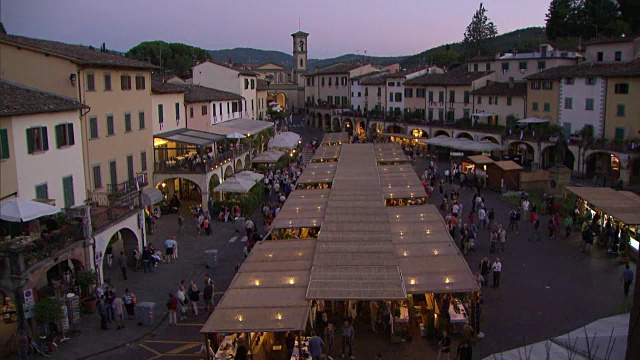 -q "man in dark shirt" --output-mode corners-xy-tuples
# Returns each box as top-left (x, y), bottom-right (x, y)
(623, 264), (634, 297)
(118, 252), (127, 280)
(203, 280), (214, 315)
